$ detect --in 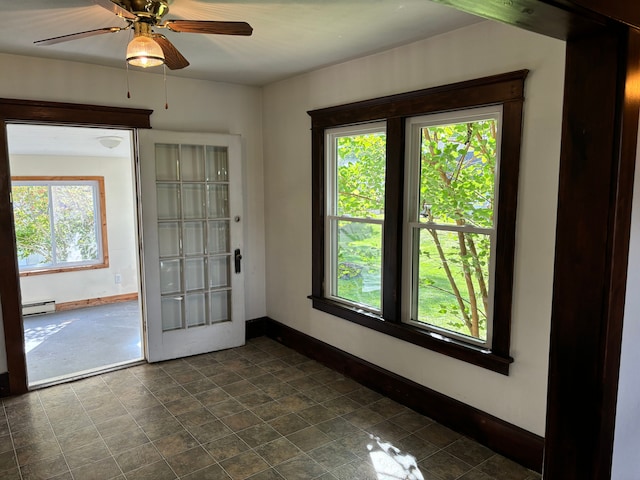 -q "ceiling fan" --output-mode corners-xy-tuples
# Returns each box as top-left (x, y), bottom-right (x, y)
(34, 0), (253, 70)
